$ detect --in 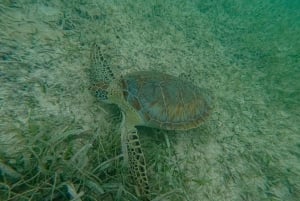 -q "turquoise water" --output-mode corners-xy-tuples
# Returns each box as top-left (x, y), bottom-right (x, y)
(211, 0), (300, 111)
(0, 0), (299, 200)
